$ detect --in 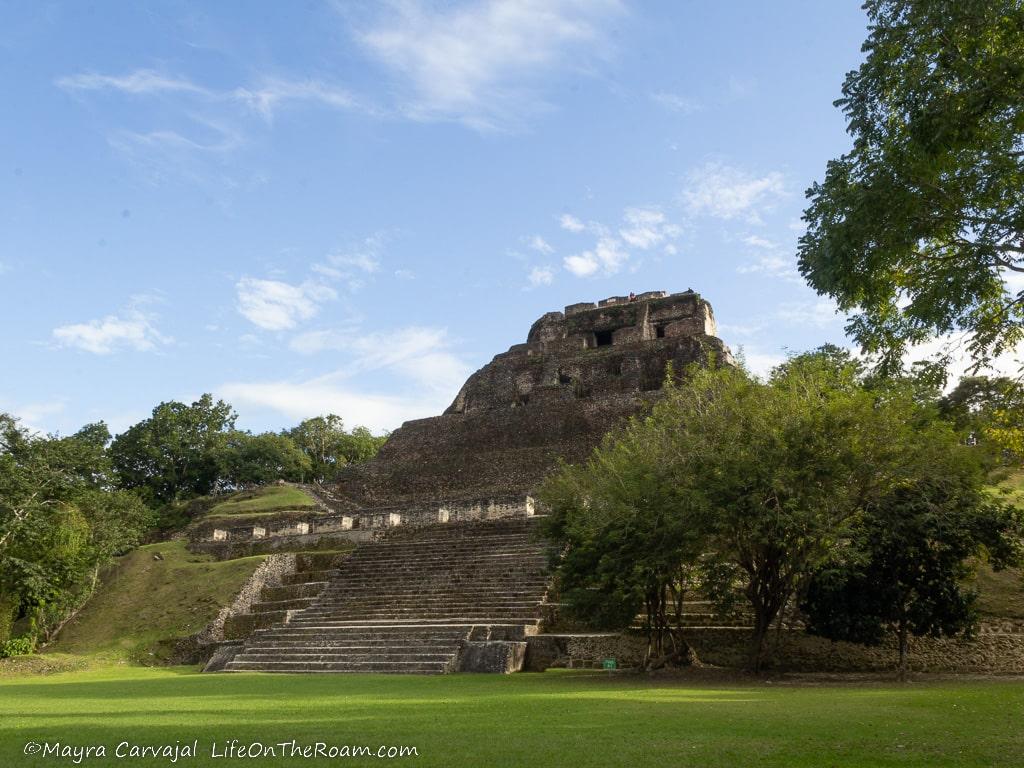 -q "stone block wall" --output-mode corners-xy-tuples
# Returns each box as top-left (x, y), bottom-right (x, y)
(525, 625), (1024, 674)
